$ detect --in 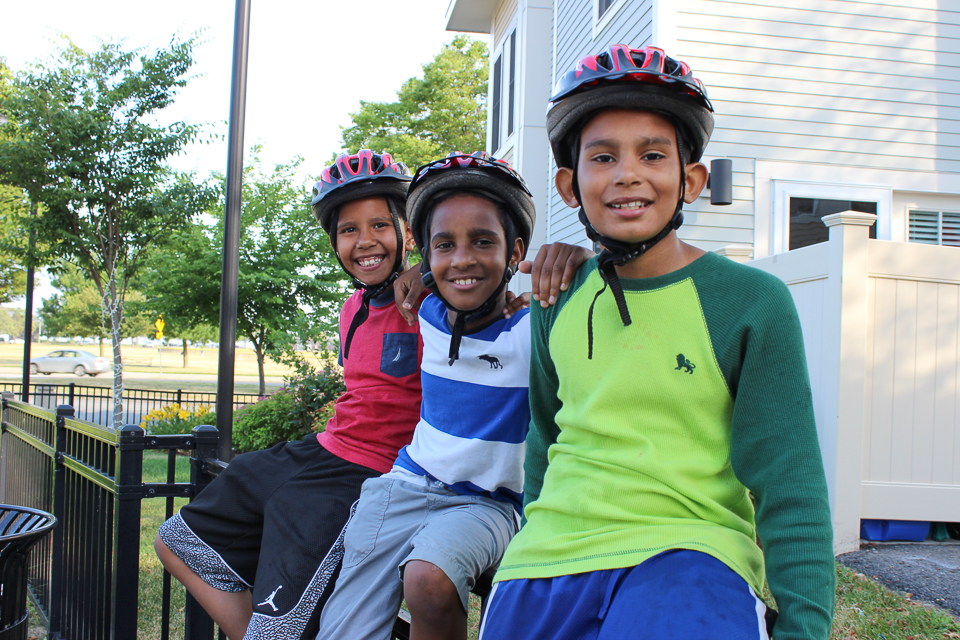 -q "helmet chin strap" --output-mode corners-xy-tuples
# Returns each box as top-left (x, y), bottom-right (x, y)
(573, 125), (688, 359)
(335, 199), (408, 359)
